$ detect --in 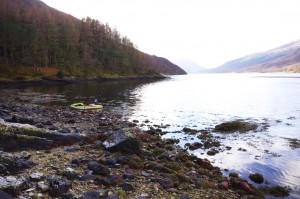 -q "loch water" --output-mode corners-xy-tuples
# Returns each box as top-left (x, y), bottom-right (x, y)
(3, 73), (300, 198)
